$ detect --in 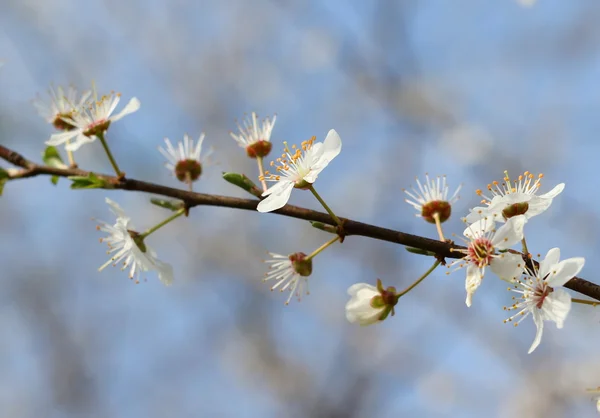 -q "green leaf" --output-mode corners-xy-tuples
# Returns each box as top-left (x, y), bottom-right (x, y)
(0, 167), (8, 196)
(68, 172), (111, 189)
(150, 198), (185, 211)
(222, 172), (262, 198)
(310, 221), (337, 234)
(42, 146), (67, 185)
(405, 246), (436, 256)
